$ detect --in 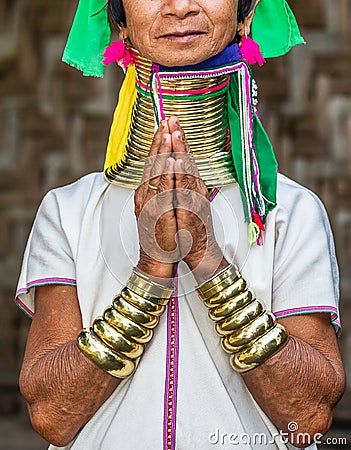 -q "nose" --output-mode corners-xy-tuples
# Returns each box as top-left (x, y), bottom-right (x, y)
(161, 0), (201, 19)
